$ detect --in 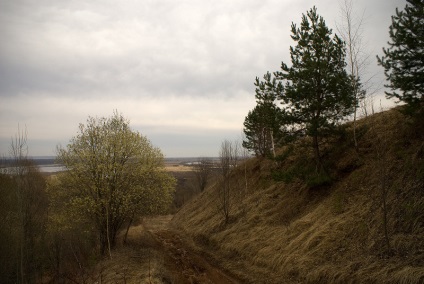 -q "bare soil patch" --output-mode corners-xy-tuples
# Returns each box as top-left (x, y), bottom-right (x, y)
(92, 216), (241, 283)
(143, 215), (241, 284)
